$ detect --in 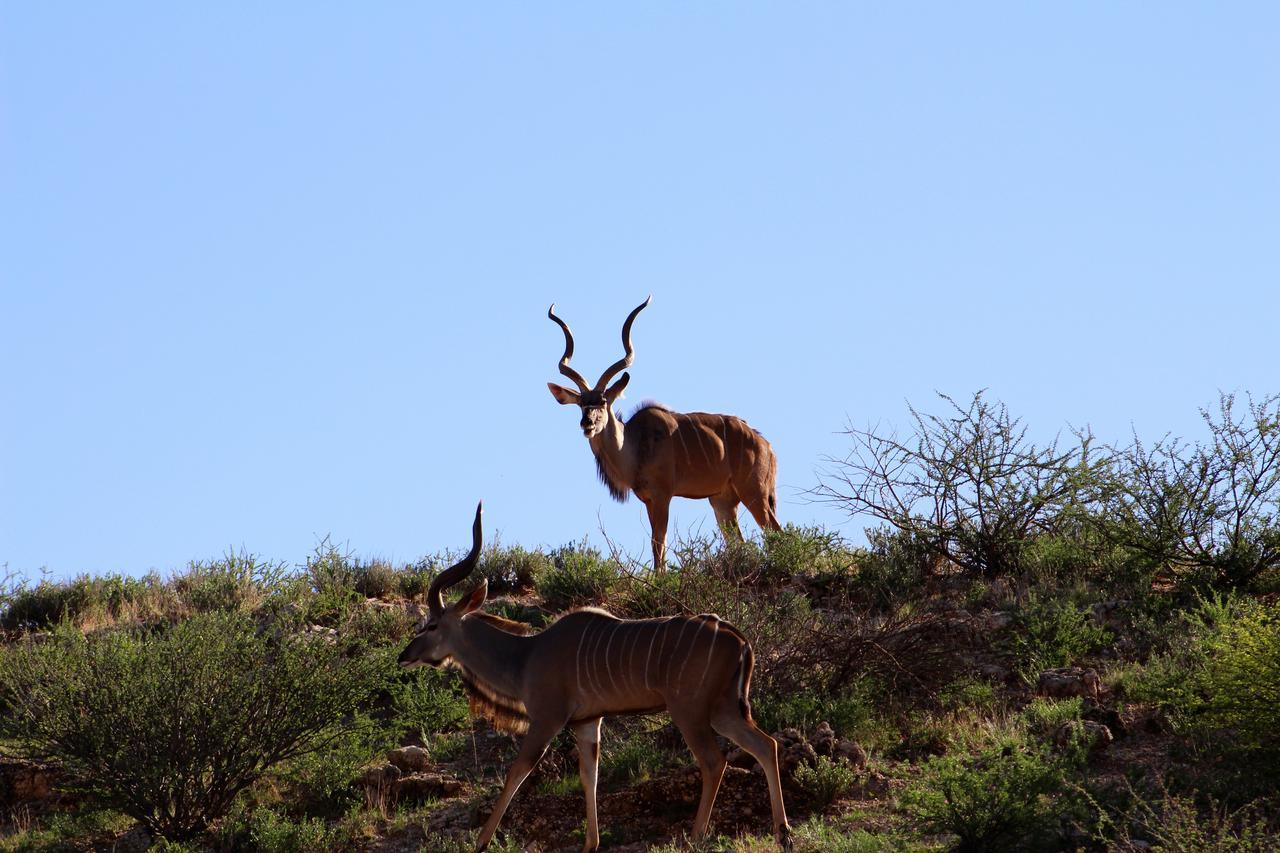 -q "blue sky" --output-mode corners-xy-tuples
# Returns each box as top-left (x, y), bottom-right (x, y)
(3, 5), (1277, 580)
